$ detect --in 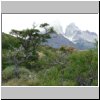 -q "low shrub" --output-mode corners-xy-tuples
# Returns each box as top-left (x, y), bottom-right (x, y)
(2, 66), (31, 81)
